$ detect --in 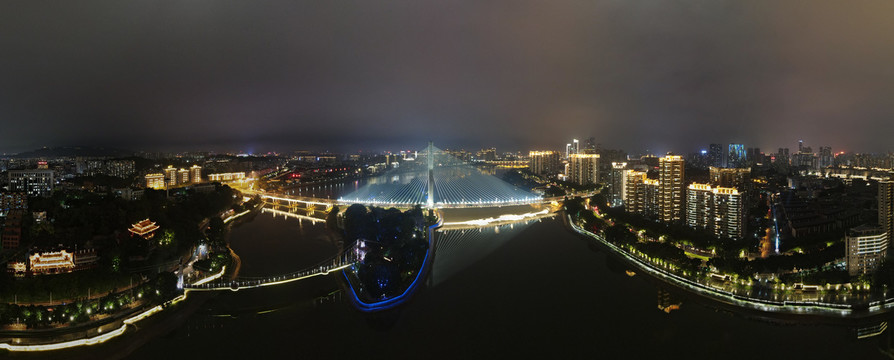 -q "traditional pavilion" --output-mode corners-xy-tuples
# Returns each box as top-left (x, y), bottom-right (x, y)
(129, 219), (160, 239)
